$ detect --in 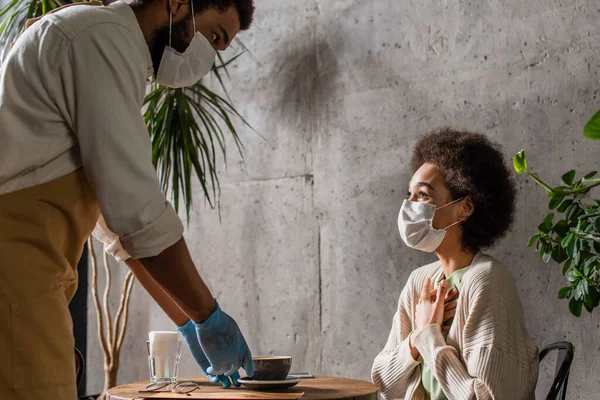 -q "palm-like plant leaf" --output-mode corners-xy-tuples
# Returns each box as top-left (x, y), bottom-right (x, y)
(1, 0), (253, 221)
(144, 71), (252, 220)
